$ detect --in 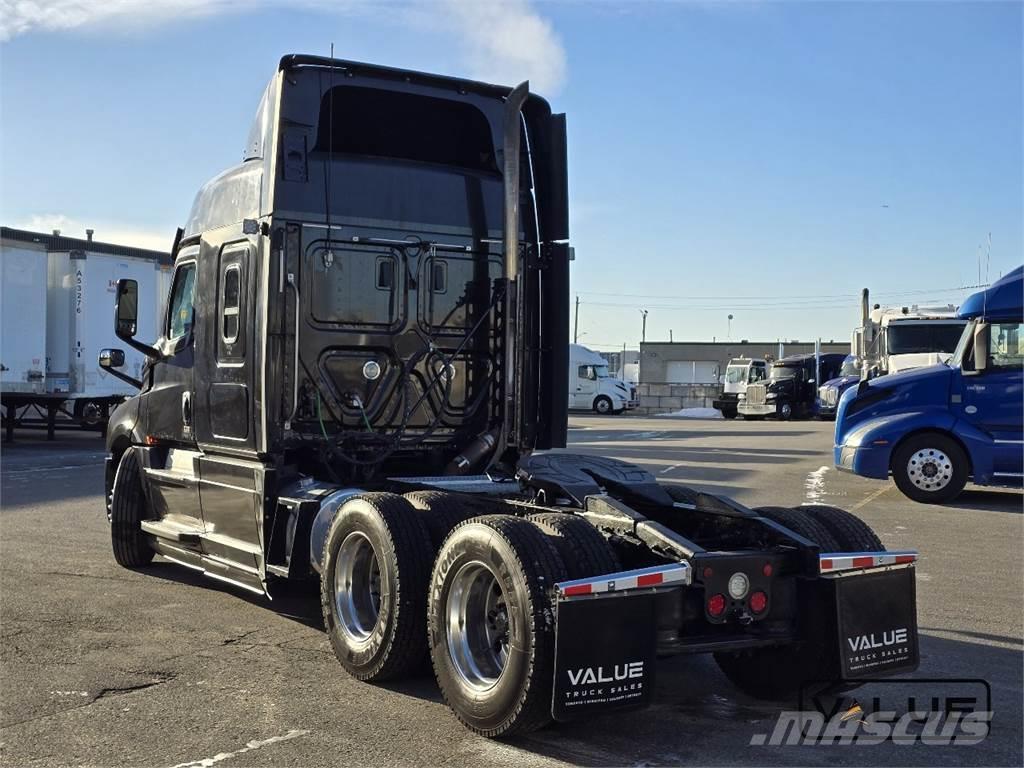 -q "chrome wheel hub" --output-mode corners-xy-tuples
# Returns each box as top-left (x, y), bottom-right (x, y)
(907, 448), (953, 492)
(334, 532), (382, 645)
(446, 561), (509, 691)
